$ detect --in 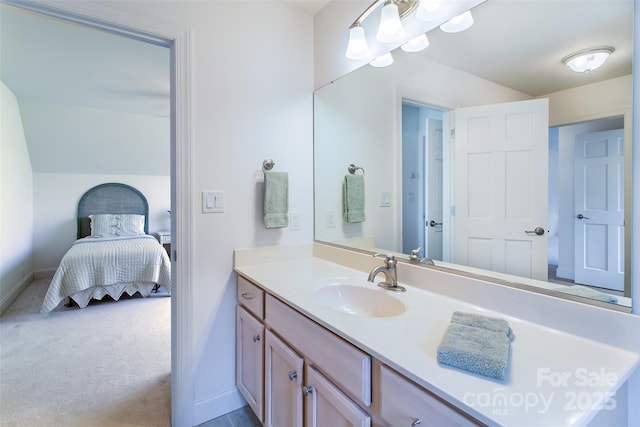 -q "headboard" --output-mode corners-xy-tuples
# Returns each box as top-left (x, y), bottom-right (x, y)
(77, 183), (149, 239)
